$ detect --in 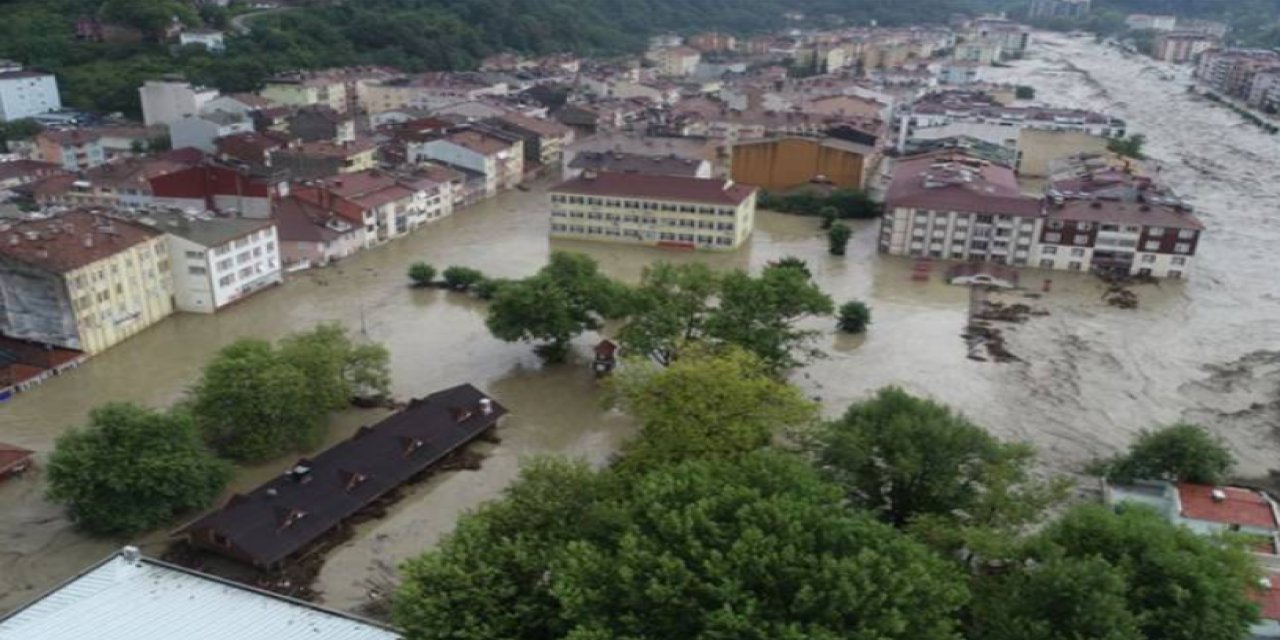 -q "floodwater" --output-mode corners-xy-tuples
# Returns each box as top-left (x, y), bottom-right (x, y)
(3, 31), (1280, 614)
